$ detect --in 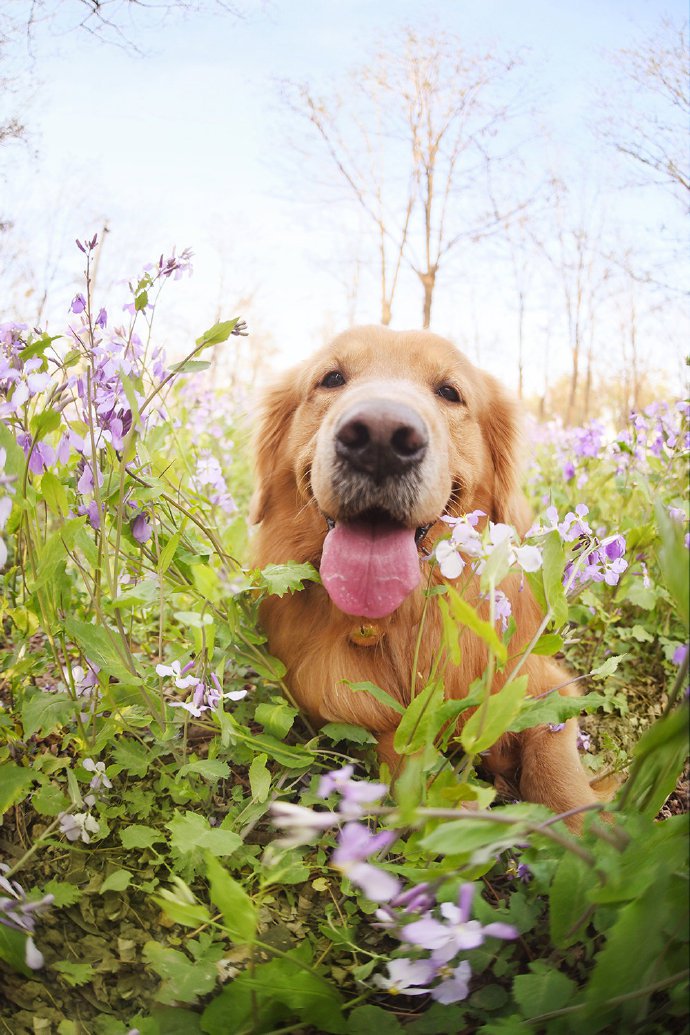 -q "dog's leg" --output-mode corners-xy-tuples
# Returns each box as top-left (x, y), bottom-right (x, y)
(519, 719), (602, 832)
